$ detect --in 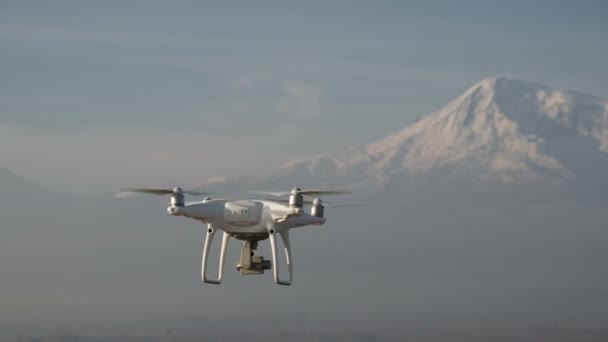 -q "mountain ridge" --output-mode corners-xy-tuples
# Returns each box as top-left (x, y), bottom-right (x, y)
(251, 77), (608, 193)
